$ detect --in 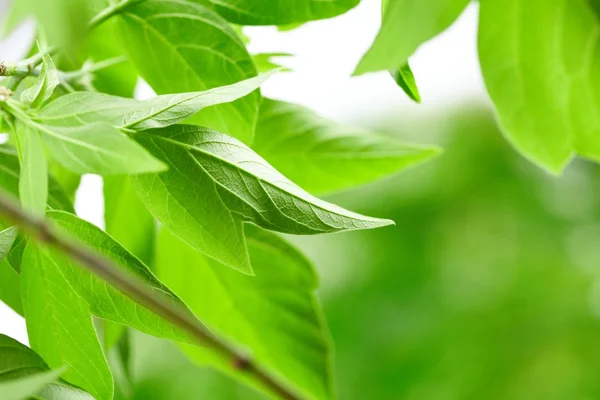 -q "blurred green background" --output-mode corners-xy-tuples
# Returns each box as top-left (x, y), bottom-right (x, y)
(128, 105), (600, 399)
